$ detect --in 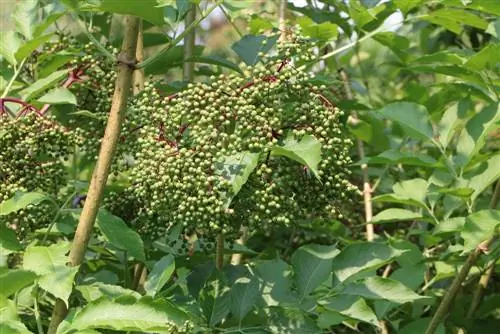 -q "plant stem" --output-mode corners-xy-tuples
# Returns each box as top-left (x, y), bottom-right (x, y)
(425, 237), (497, 334)
(137, 0), (222, 69)
(220, 5), (243, 37)
(1, 58), (27, 98)
(465, 180), (500, 318)
(338, 69), (374, 241)
(216, 233), (225, 270)
(47, 15), (140, 334)
(133, 20), (145, 94)
(278, 0), (288, 43)
(42, 191), (76, 244)
(34, 291), (44, 334)
(183, 4), (196, 82)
